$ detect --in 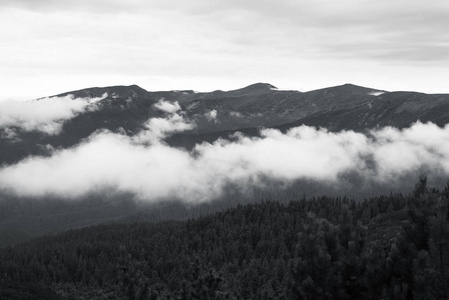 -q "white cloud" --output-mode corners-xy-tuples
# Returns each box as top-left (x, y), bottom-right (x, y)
(134, 100), (194, 144)
(369, 91), (385, 96)
(0, 127), (18, 140)
(230, 111), (242, 117)
(0, 117), (448, 202)
(154, 99), (181, 114)
(0, 131), (208, 200)
(0, 94), (106, 135)
(135, 113), (195, 144)
(369, 122), (449, 179)
(205, 109), (218, 122)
